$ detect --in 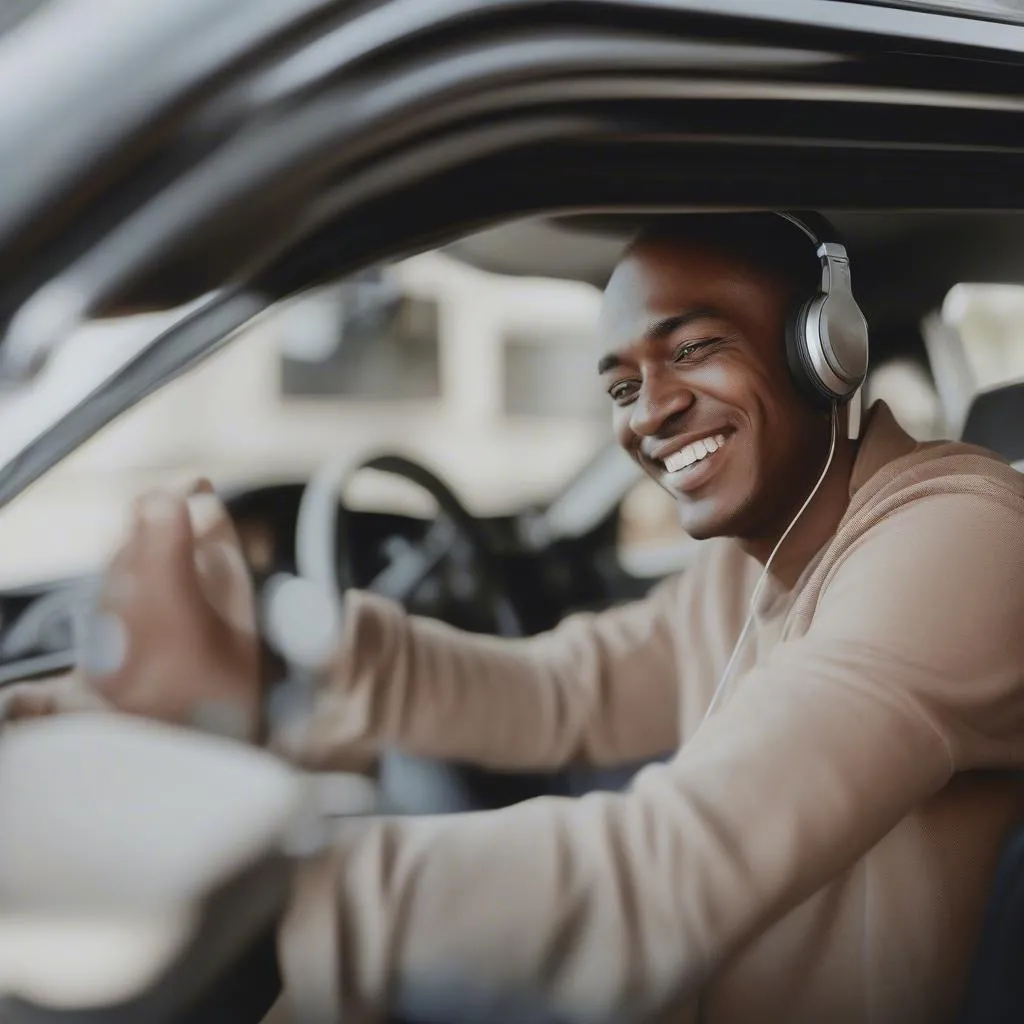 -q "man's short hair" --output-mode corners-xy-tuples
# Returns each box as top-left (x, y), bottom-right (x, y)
(626, 212), (830, 301)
